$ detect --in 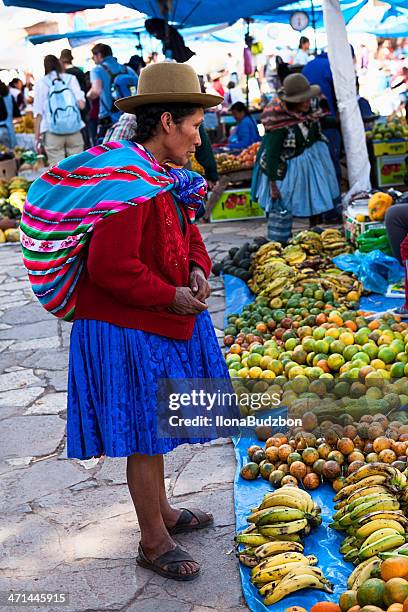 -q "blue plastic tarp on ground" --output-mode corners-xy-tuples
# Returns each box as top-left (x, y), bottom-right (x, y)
(233, 436), (352, 612)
